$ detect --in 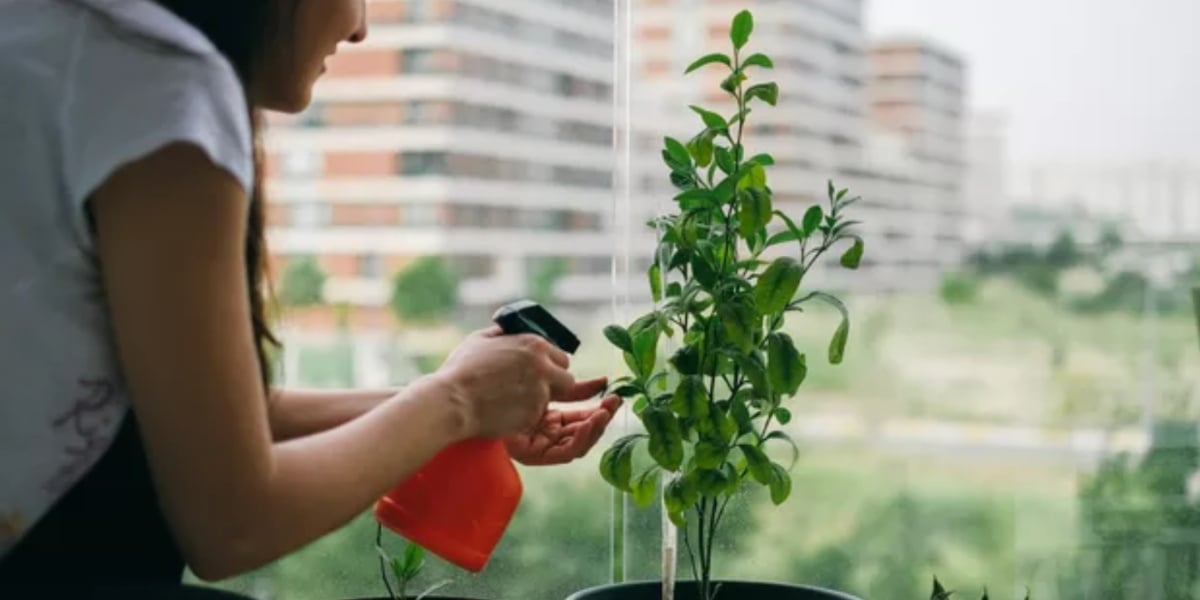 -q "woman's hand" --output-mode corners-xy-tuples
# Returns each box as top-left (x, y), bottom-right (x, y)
(504, 377), (622, 466)
(436, 327), (575, 440)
